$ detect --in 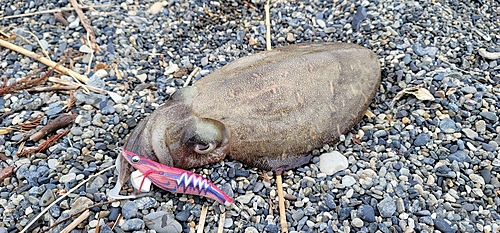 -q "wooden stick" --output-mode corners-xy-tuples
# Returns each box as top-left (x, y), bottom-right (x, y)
(276, 174), (288, 233)
(217, 212), (226, 233)
(20, 165), (116, 233)
(265, 0), (271, 51)
(60, 210), (90, 233)
(0, 38), (88, 83)
(196, 205), (208, 233)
